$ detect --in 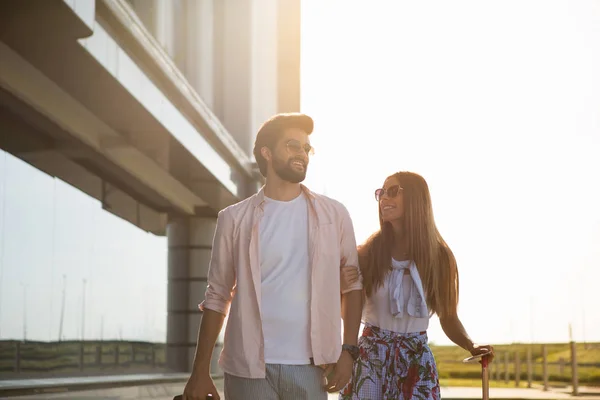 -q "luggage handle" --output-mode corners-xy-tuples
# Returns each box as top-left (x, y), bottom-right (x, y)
(462, 351), (492, 400)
